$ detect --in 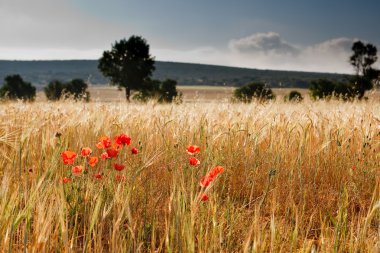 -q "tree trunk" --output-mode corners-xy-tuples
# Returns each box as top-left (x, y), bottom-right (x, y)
(125, 87), (131, 102)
